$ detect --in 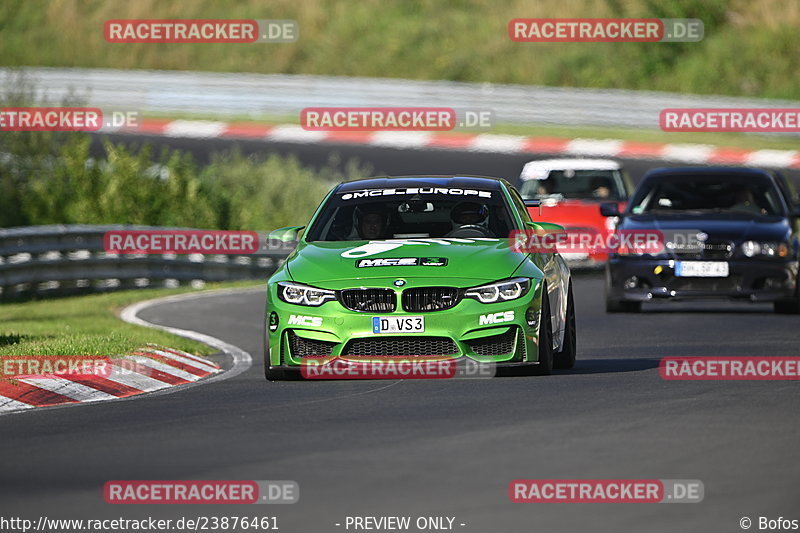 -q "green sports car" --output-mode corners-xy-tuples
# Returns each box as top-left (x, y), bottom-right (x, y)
(264, 175), (576, 380)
